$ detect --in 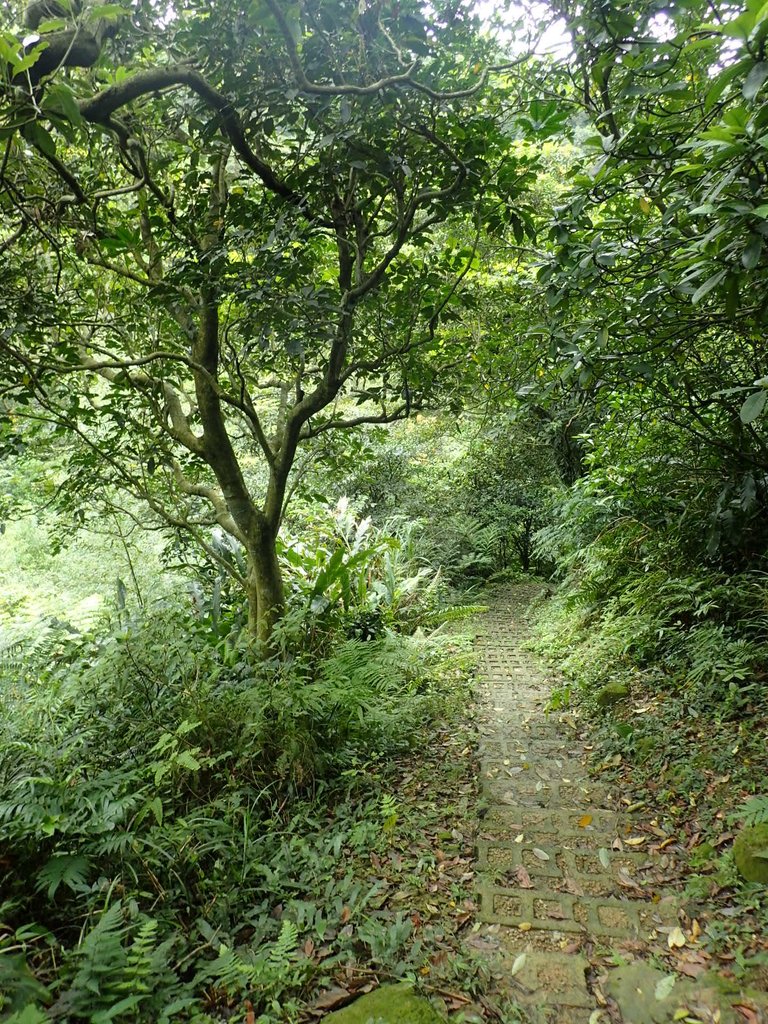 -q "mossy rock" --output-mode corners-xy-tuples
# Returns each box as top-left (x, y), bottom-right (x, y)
(324, 983), (445, 1024)
(595, 682), (630, 708)
(733, 824), (768, 884)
